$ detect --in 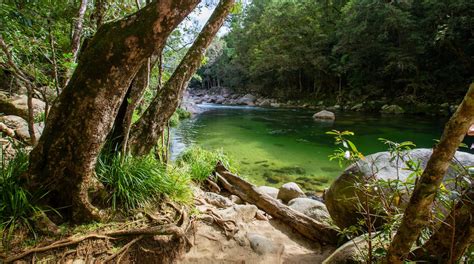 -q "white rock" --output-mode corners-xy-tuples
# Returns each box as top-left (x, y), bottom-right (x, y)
(257, 186), (279, 199)
(288, 198), (331, 223)
(277, 182), (305, 203)
(313, 110), (335, 120)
